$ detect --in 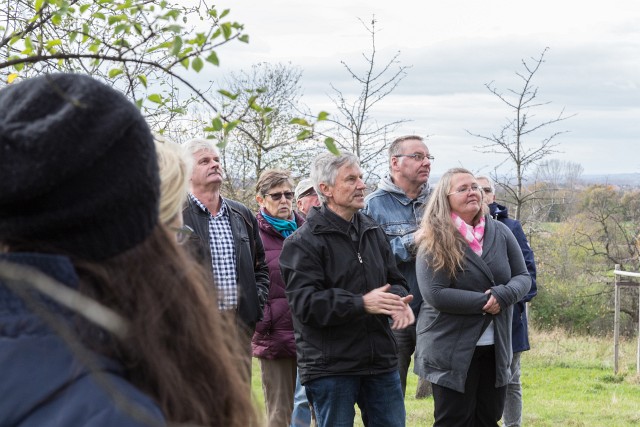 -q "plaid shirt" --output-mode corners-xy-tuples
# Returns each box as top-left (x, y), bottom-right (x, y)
(189, 193), (238, 310)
